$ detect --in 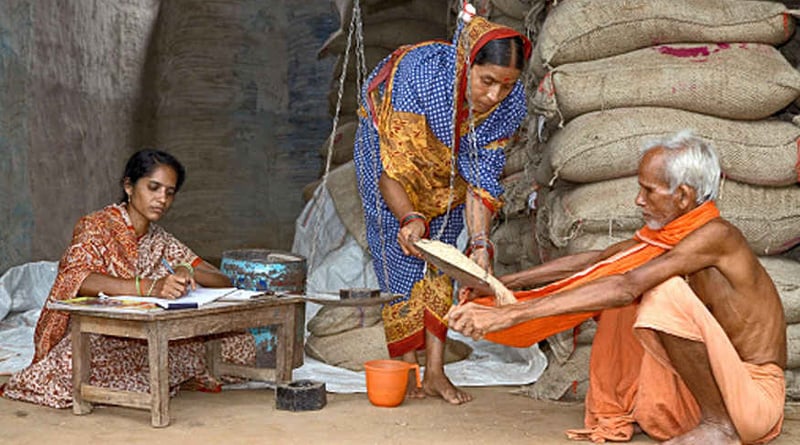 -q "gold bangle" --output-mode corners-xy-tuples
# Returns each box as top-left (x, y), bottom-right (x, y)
(135, 275), (142, 296)
(146, 278), (159, 297)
